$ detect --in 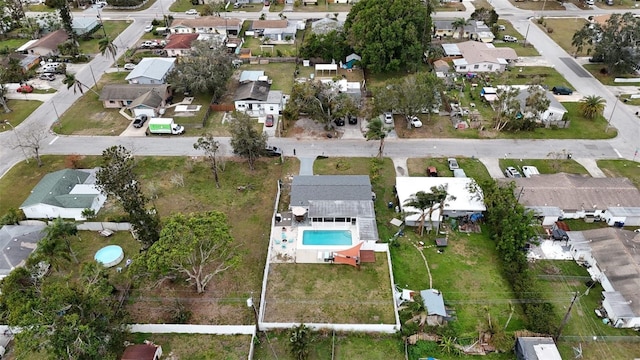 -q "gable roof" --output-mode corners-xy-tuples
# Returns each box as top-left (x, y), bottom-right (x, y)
(125, 57), (176, 82)
(127, 89), (166, 109)
(170, 16), (242, 29)
(20, 169), (97, 209)
(26, 29), (68, 51)
(234, 81), (271, 101)
(99, 84), (169, 101)
(165, 33), (199, 50)
(290, 175), (372, 207)
(455, 41), (517, 65)
(72, 17), (99, 30)
(251, 20), (288, 30)
(506, 173), (640, 210)
(513, 85), (567, 114)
